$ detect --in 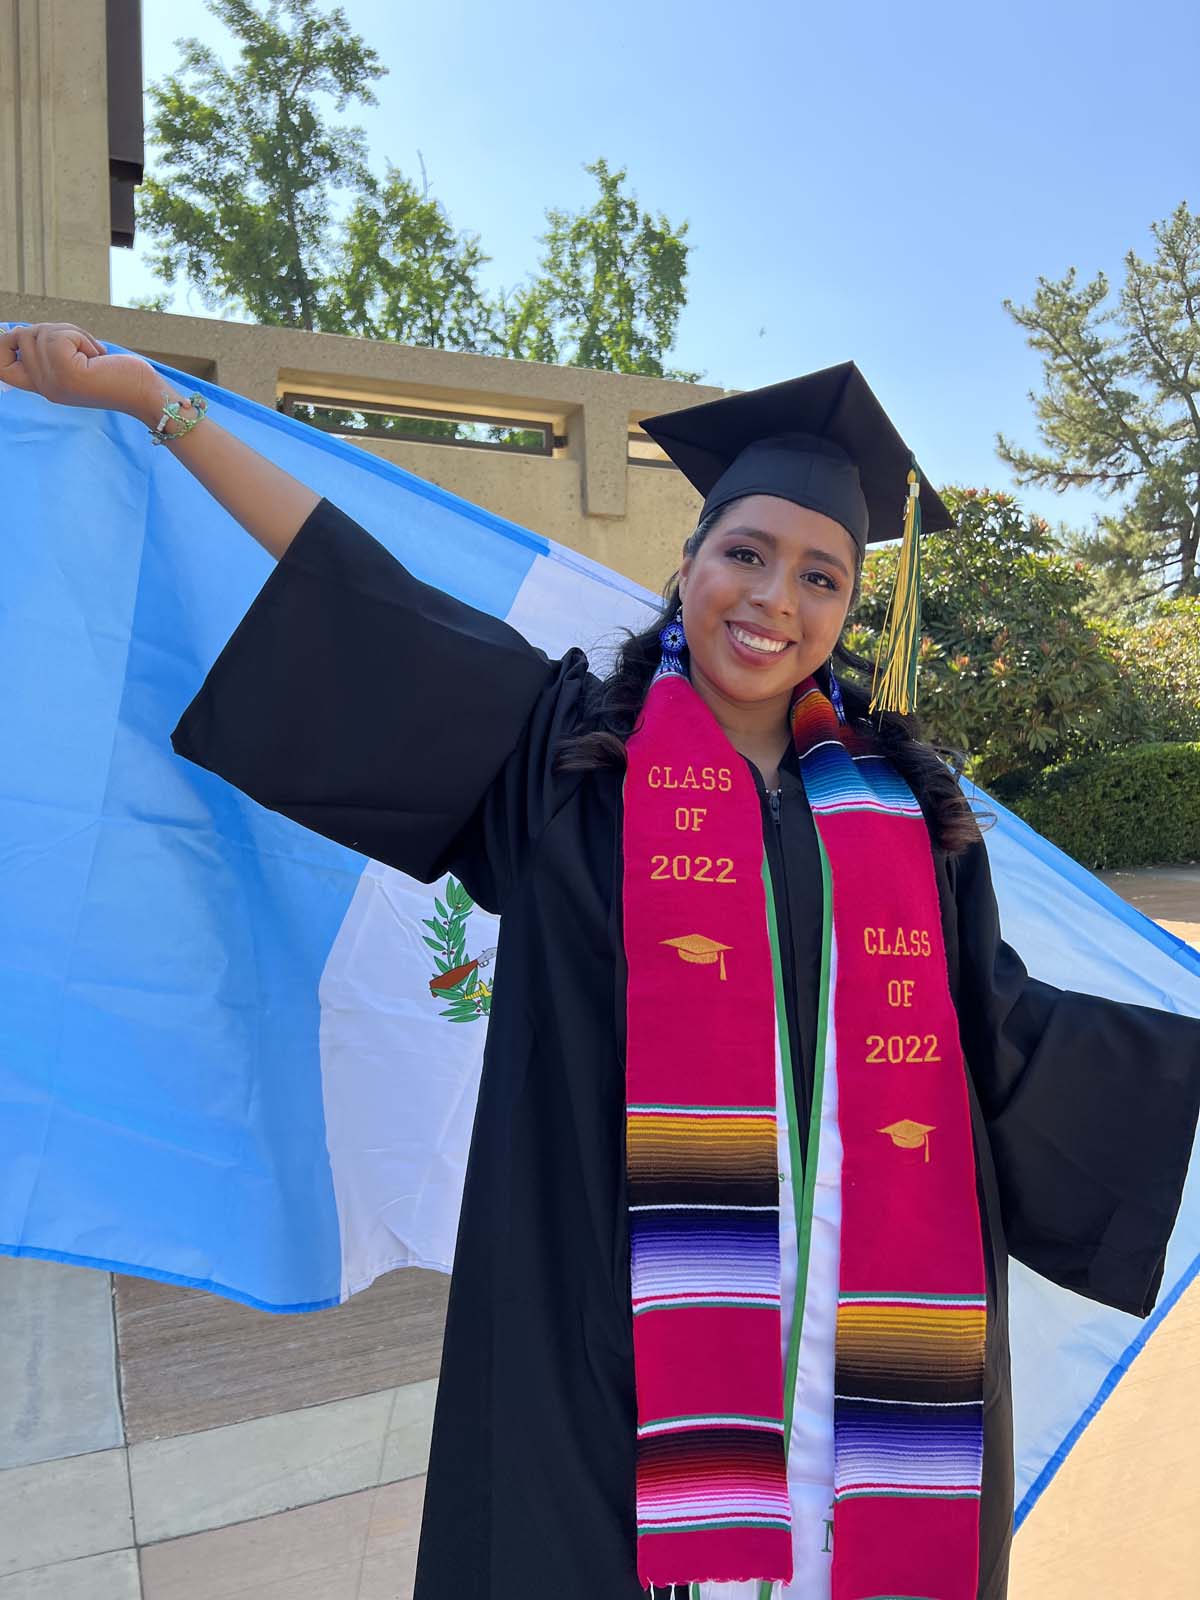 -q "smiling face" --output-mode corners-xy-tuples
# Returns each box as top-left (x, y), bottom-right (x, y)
(677, 494), (859, 736)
